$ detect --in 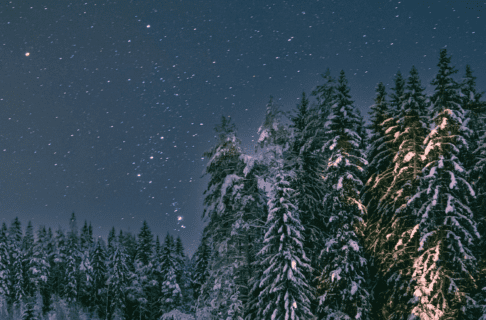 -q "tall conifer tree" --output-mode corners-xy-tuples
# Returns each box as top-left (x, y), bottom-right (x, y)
(255, 166), (314, 320)
(317, 70), (371, 320)
(408, 49), (479, 319)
